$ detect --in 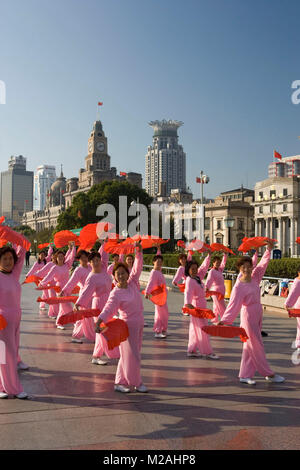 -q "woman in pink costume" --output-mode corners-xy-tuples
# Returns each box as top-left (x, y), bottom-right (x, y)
(145, 254), (169, 339)
(0, 245), (28, 399)
(60, 250), (92, 343)
(107, 253), (124, 278)
(219, 242), (285, 385)
(184, 251), (219, 359)
(35, 252), (57, 318)
(74, 250), (117, 365)
(205, 253), (227, 323)
(285, 270), (300, 354)
(39, 243), (76, 329)
(26, 245), (53, 311)
(172, 251), (193, 316)
(95, 244), (147, 393)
